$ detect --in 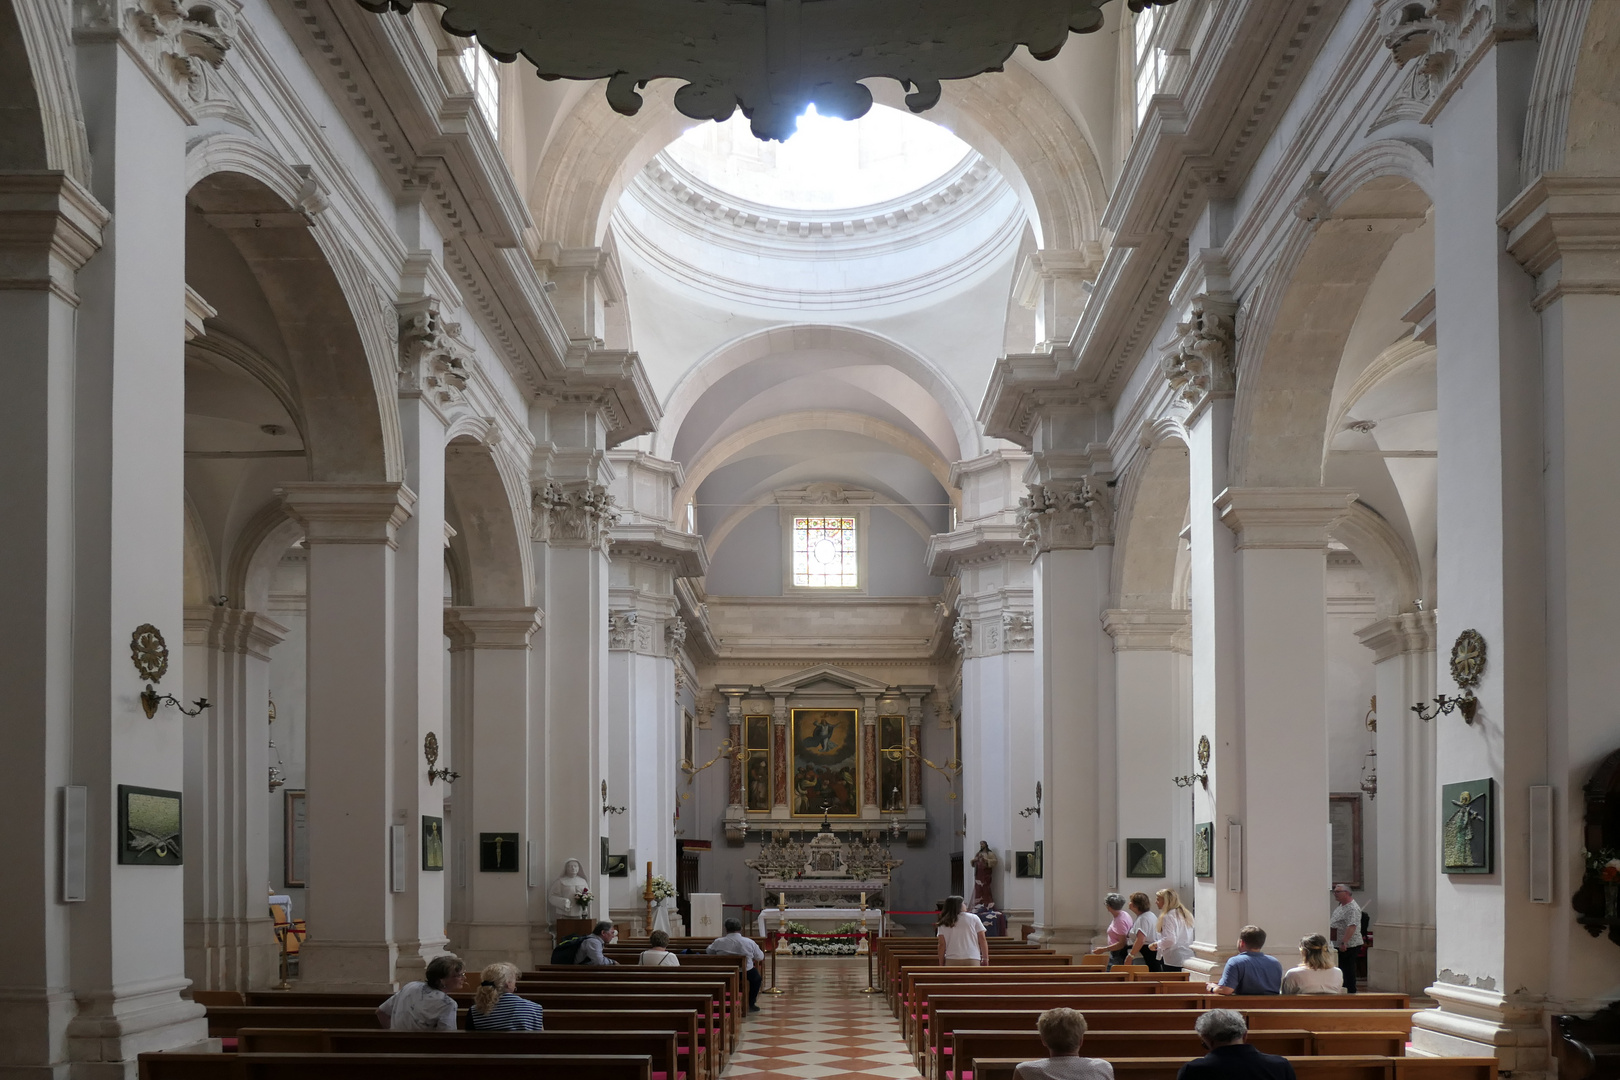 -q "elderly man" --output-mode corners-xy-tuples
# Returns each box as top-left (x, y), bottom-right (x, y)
(706, 917), (767, 1012)
(575, 920), (620, 965)
(1177, 1009), (1297, 1080)
(1328, 884), (1363, 993)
